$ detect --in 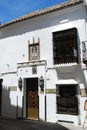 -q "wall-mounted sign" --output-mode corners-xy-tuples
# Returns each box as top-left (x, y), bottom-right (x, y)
(84, 100), (87, 111)
(80, 89), (87, 97)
